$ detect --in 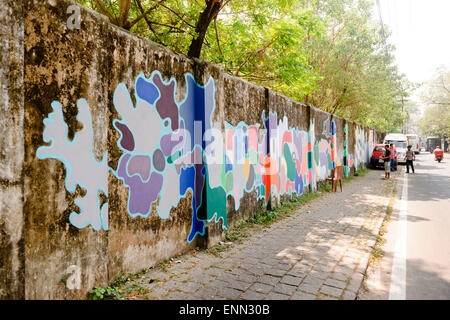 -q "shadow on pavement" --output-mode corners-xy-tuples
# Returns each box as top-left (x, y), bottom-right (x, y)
(406, 215), (430, 223)
(405, 257), (450, 299)
(406, 170), (450, 202)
